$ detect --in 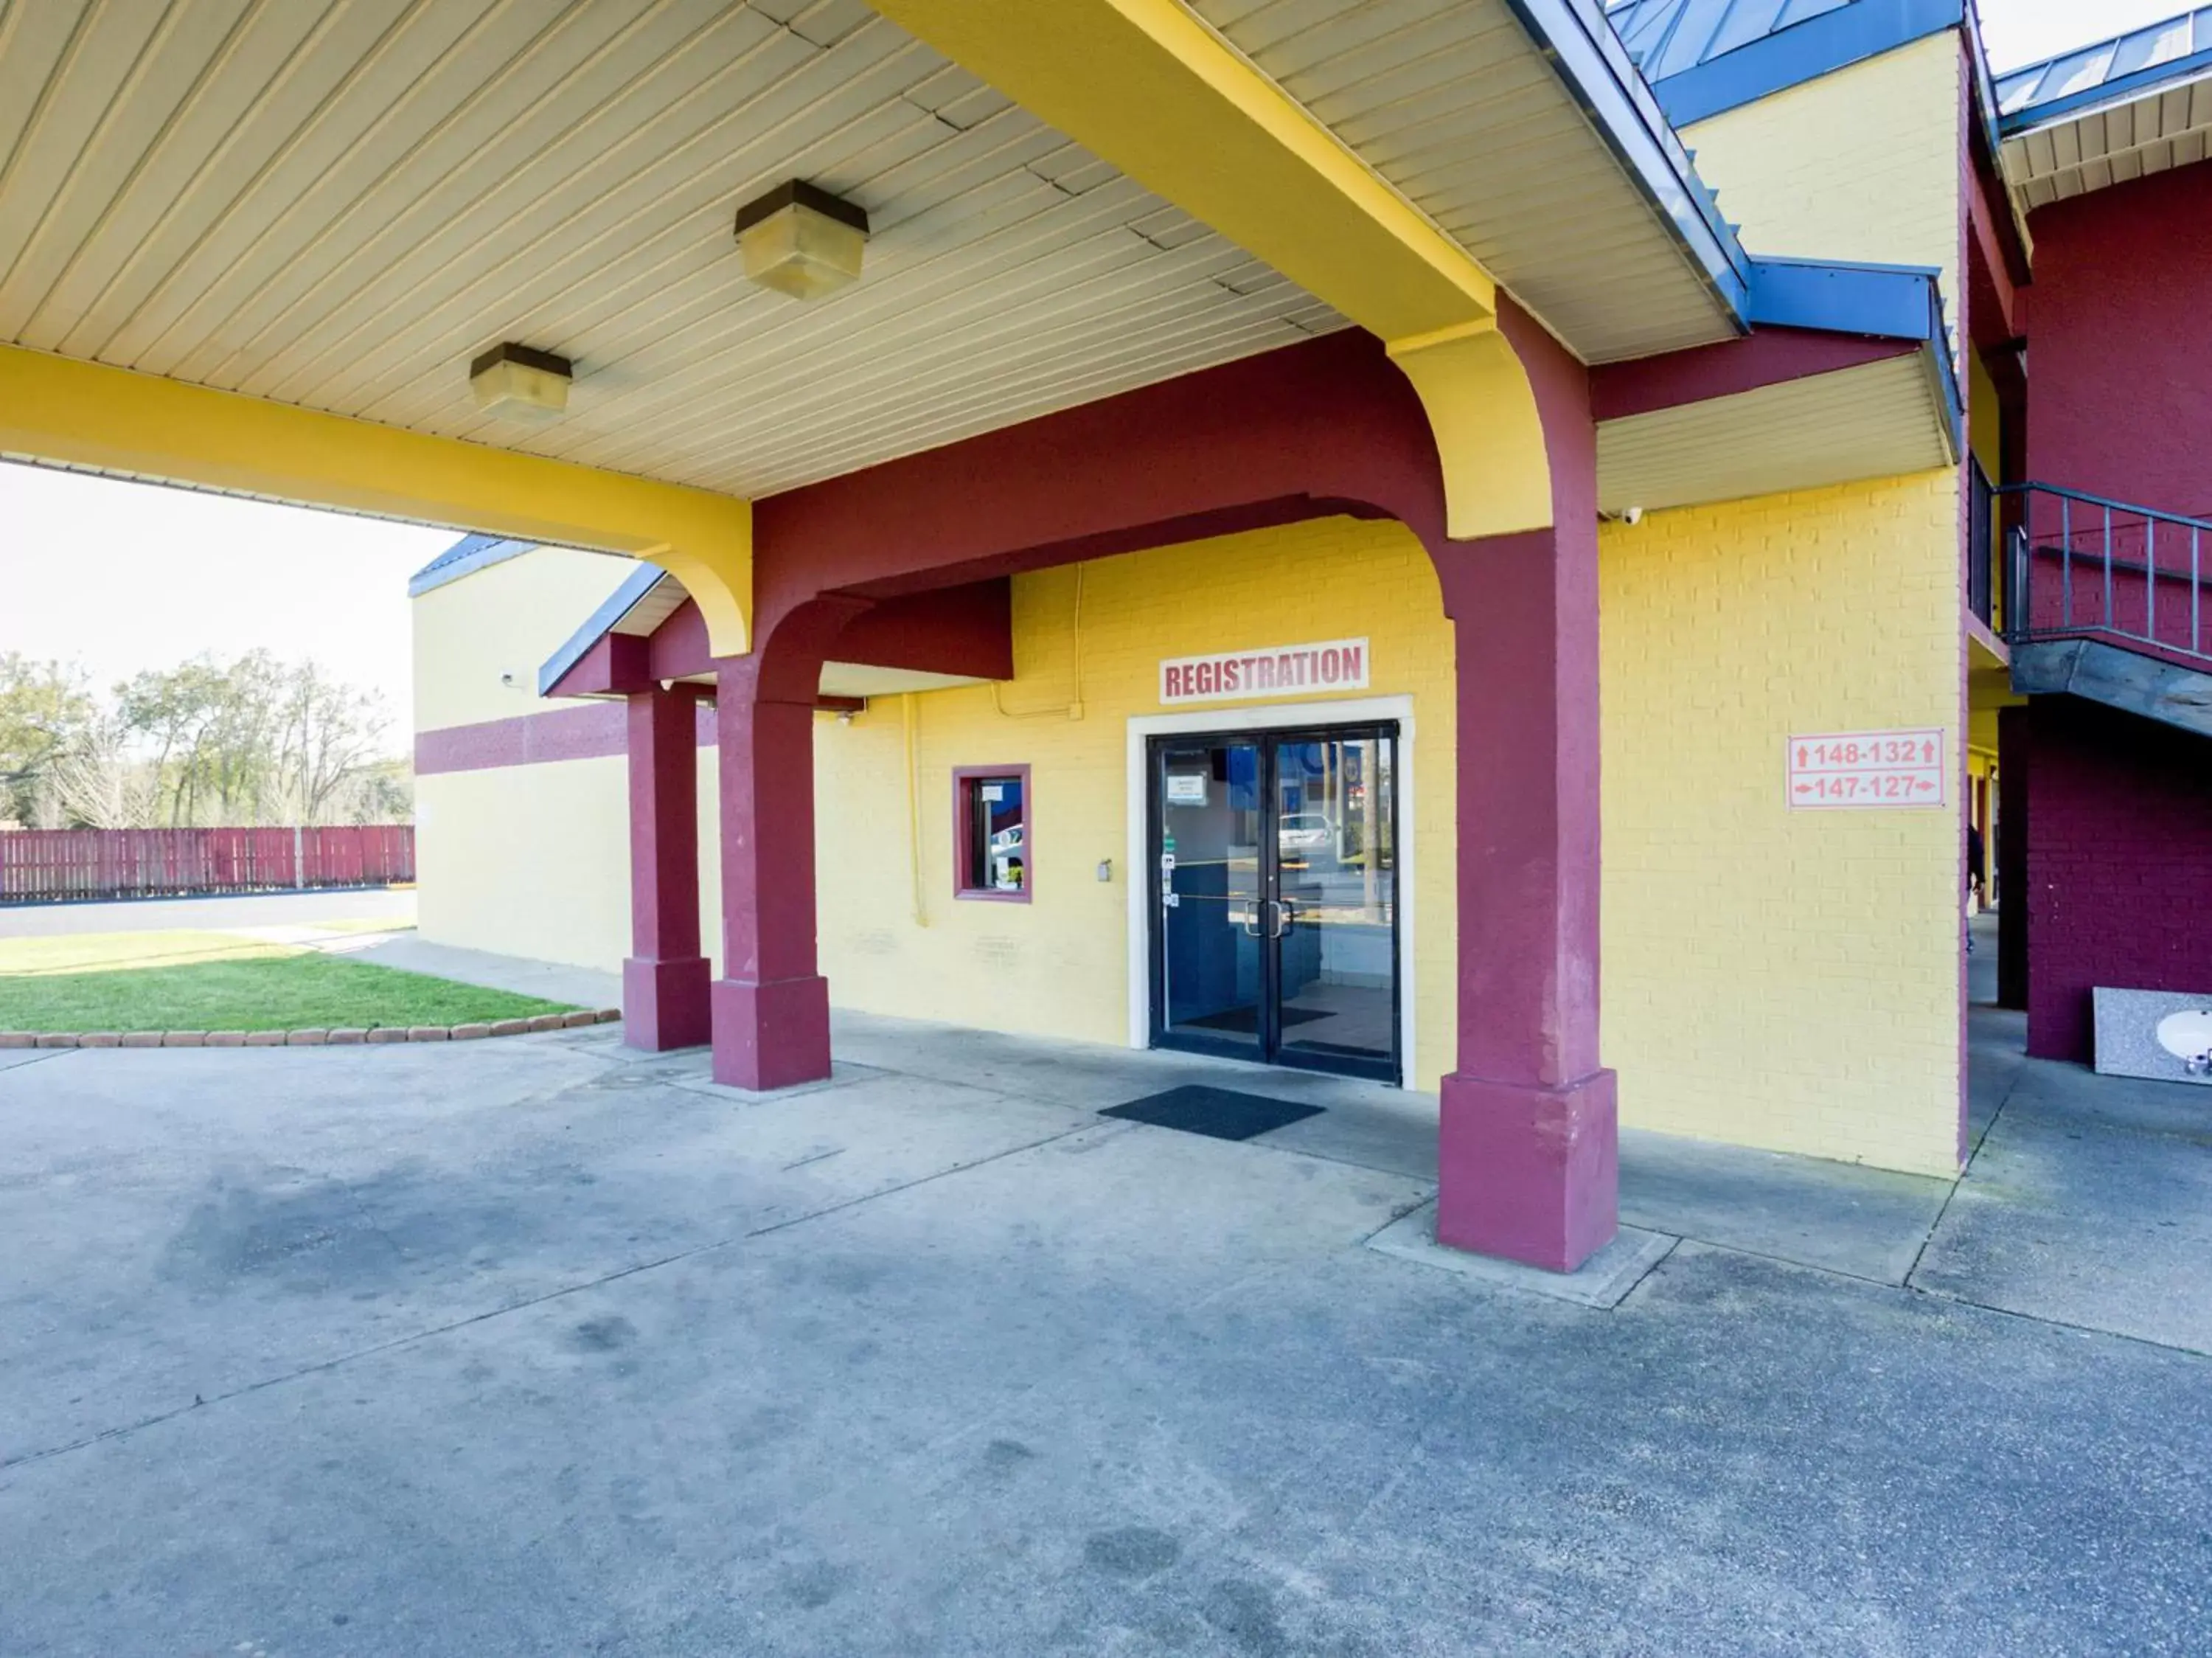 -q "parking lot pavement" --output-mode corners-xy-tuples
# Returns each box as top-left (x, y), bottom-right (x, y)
(1, 1012), (2207, 1656)
(0, 886), (416, 939)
